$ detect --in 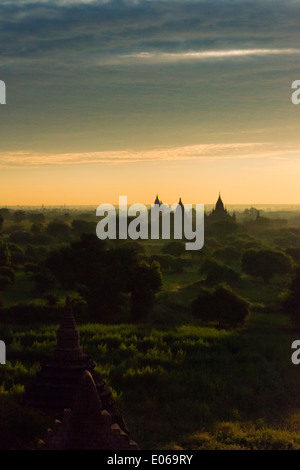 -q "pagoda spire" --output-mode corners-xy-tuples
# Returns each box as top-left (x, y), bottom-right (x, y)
(54, 296), (82, 360)
(22, 297), (129, 435)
